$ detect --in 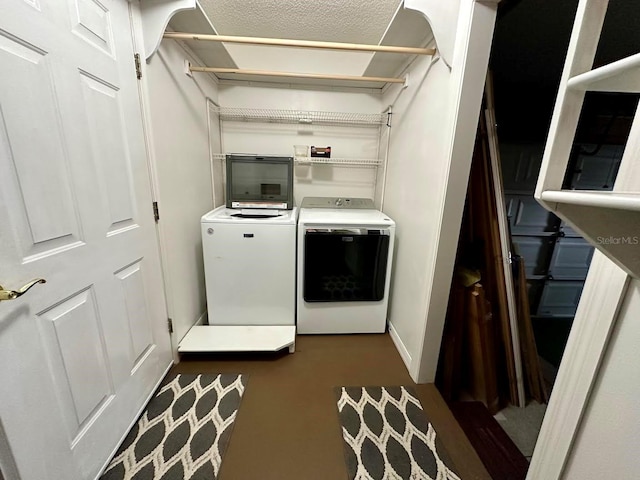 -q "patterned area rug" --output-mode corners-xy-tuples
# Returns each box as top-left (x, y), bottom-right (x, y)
(102, 374), (245, 480)
(336, 386), (460, 480)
